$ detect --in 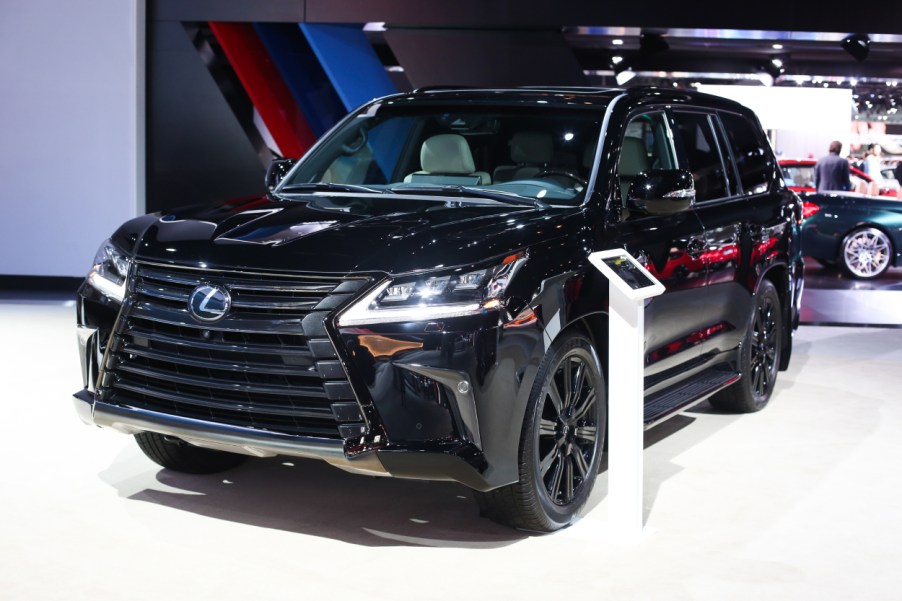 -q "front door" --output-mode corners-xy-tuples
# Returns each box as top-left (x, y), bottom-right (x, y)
(606, 109), (711, 392)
